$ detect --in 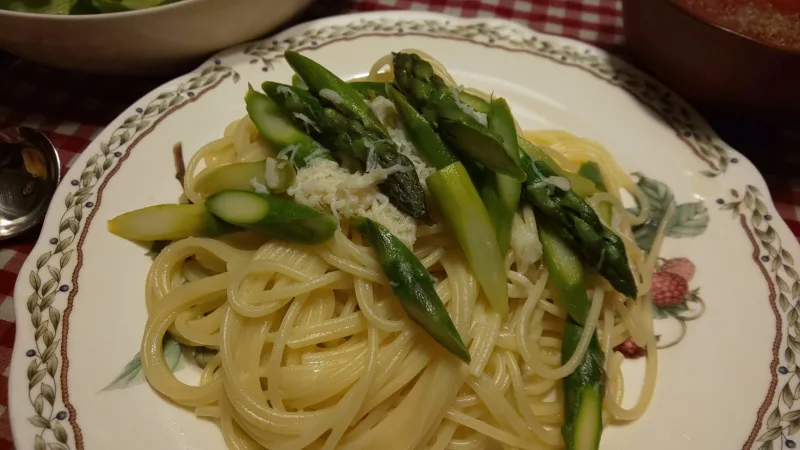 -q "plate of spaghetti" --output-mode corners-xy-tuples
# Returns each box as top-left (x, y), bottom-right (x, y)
(9, 10), (800, 450)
